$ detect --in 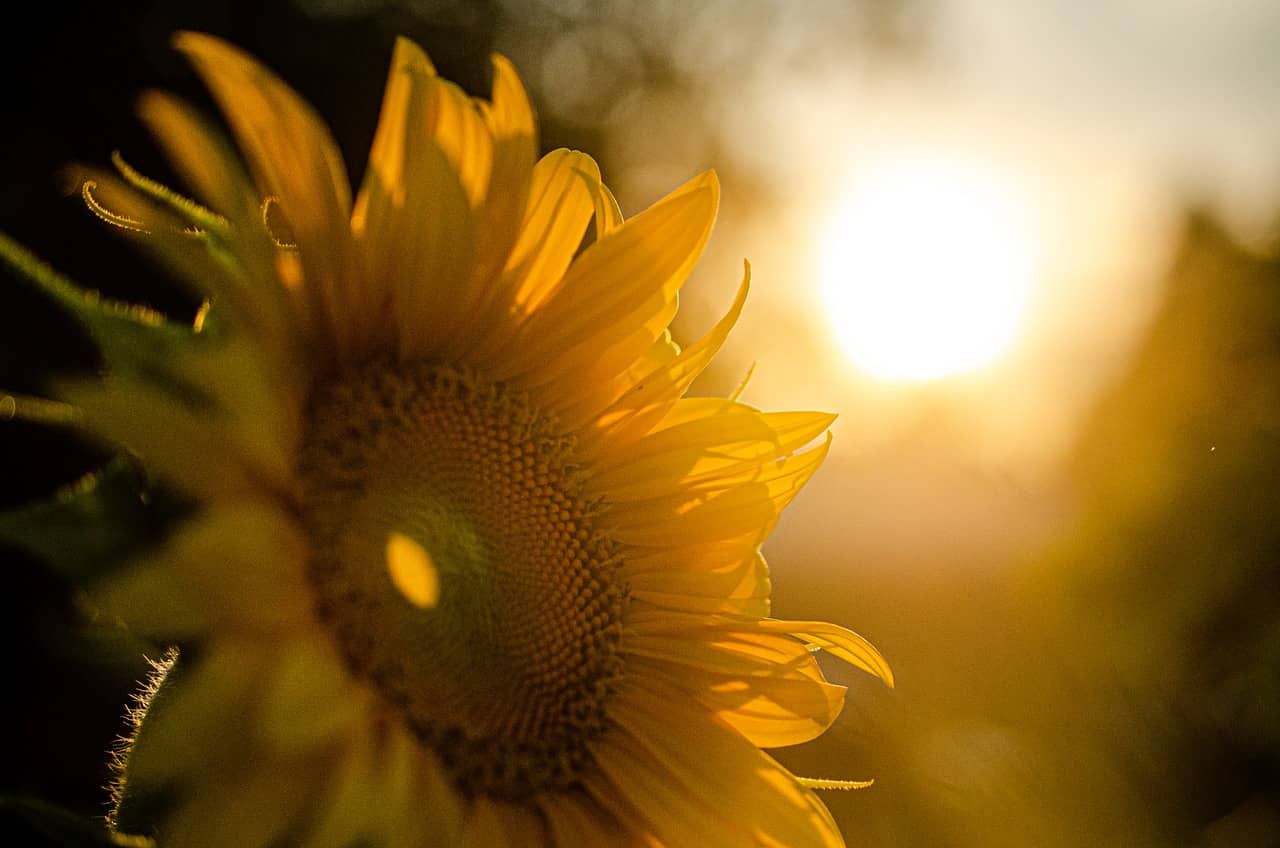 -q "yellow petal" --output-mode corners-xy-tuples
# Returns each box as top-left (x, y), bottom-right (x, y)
(539, 789), (657, 847)
(590, 180), (624, 237)
(758, 618), (896, 688)
(596, 681), (845, 848)
(467, 149), (601, 367)
(386, 131), (474, 362)
(482, 54), (537, 173)
(530, 283), (679, 423)
(701, 672), (845, 749)
(174, 31), (356, 356)
(581, 263), (748, 455)
(446, 53), (537, 349)
(628, 655), (846, 749)
(627, 615), (822, 677)
(433, 74), (494, 210)
(461, 798), (548, 848)
(137, 92), (309, 359)
(589, 407), (835, 502)
(551, 324), (683, 430)
(623, 532), (766, 576)
(349, 37), (425, 352)
(136, 91), (263, 229)
(356, 39), (496, 361)
(629, 611), (894, 688)
(497, 171), (718, 386)
(605, 438), (829, 547)
(624, 550), (771, 617)
(308, 725), (462, 848)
